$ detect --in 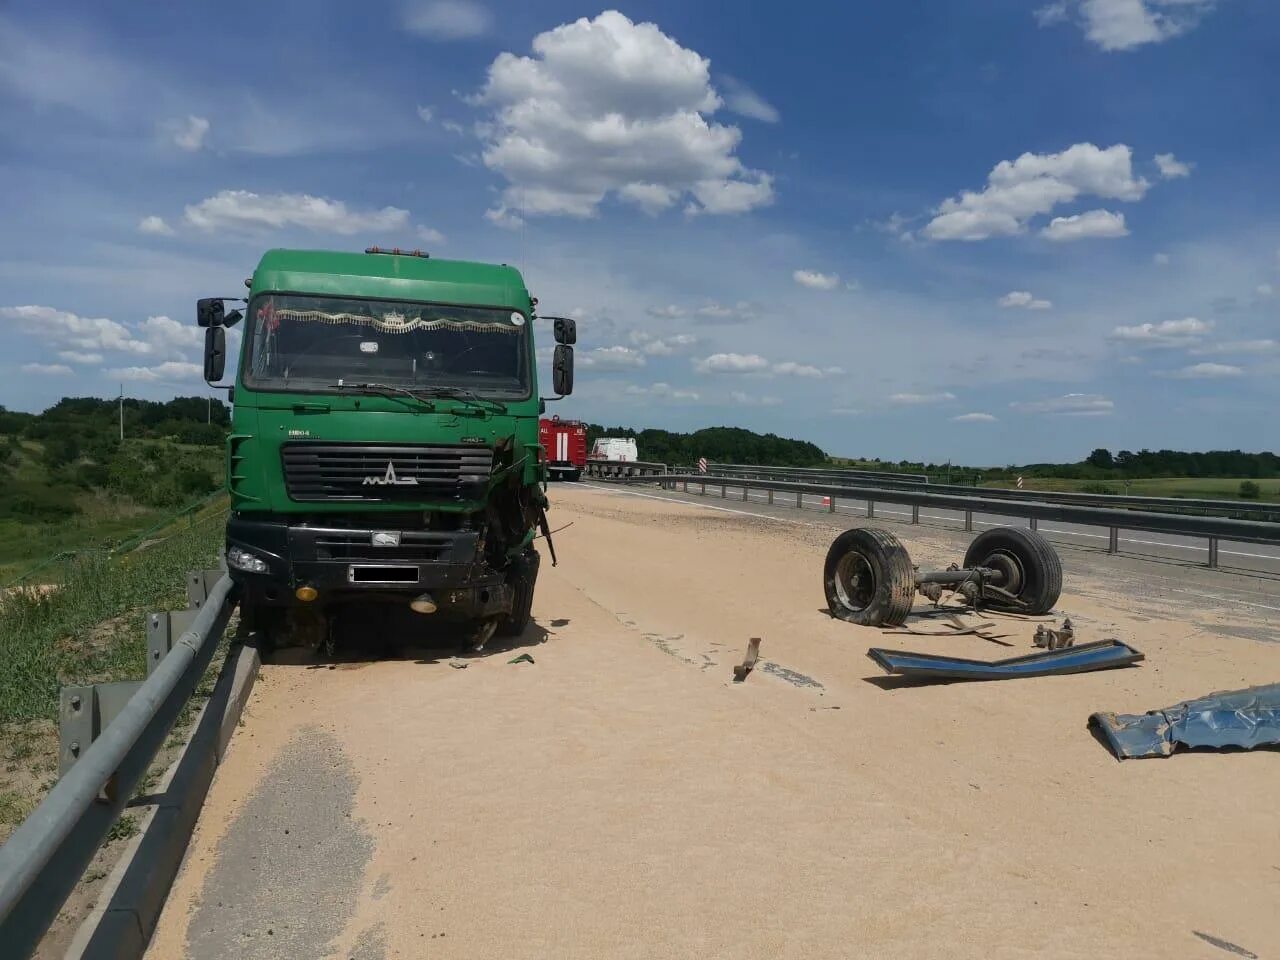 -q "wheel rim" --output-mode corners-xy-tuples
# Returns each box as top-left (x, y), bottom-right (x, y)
(981, 549), (1025, 596)
(833, 551), (877, 613)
